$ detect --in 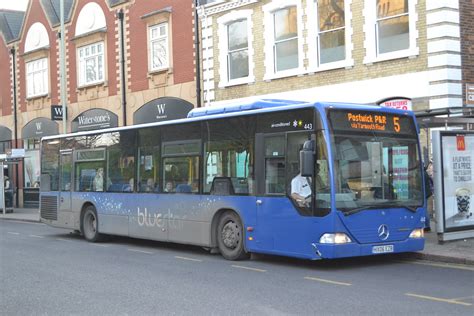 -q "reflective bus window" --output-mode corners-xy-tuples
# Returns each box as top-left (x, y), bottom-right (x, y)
(138, 127), (160, 193)
(204, 117), (255, 194)
(75, 148), (106, 192)
(163, 156), (199, 193)
(264, 135), (285, 194)
(41, 140), (60, 191)
(106, 131), (136, 192)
